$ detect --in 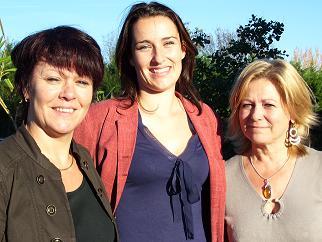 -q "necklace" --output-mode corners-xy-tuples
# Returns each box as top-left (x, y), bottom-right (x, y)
(59, 156), (74, 171)
(137, 98), (159, 113)
(249, 154), (290, 200)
